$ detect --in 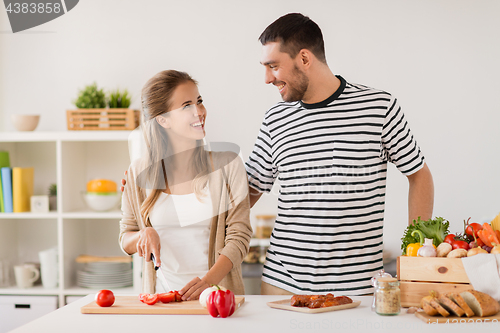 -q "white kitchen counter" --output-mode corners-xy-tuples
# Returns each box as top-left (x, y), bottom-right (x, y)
(9, 295), (498, 333)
